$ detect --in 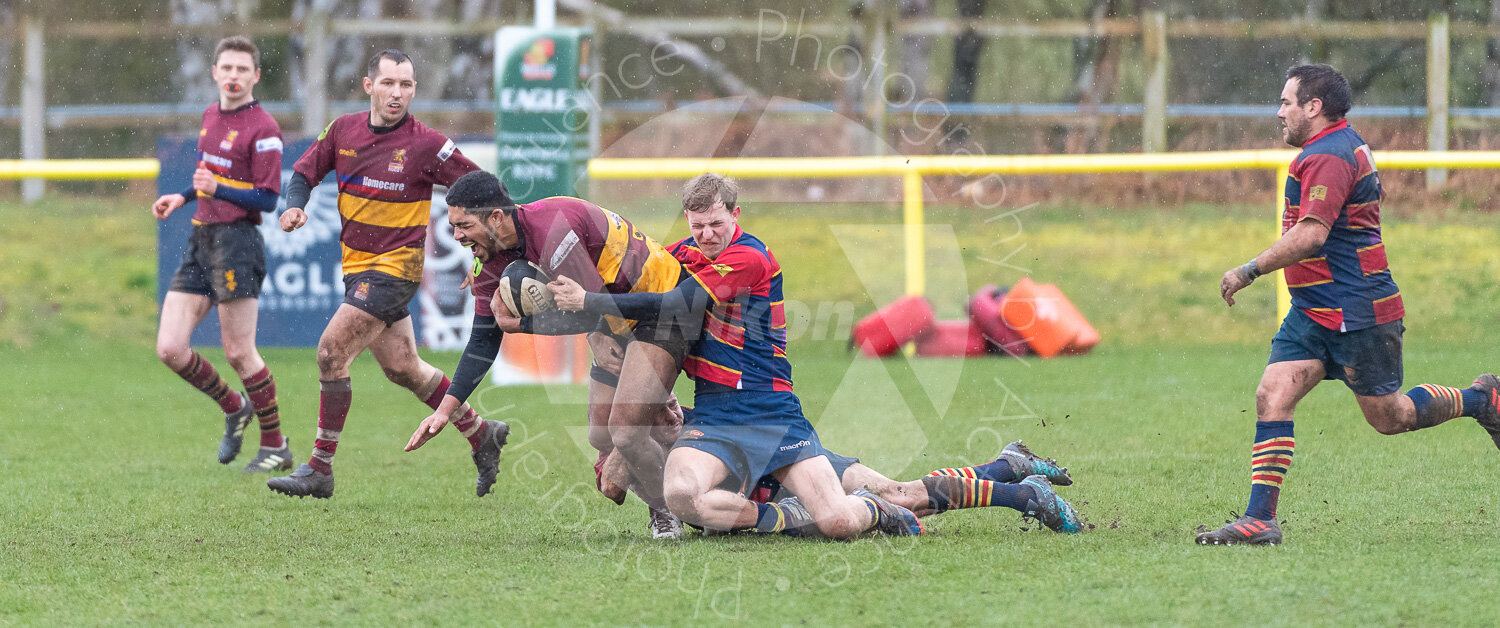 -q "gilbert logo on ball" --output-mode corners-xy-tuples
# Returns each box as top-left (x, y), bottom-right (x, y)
(498, 260), (555, 316)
